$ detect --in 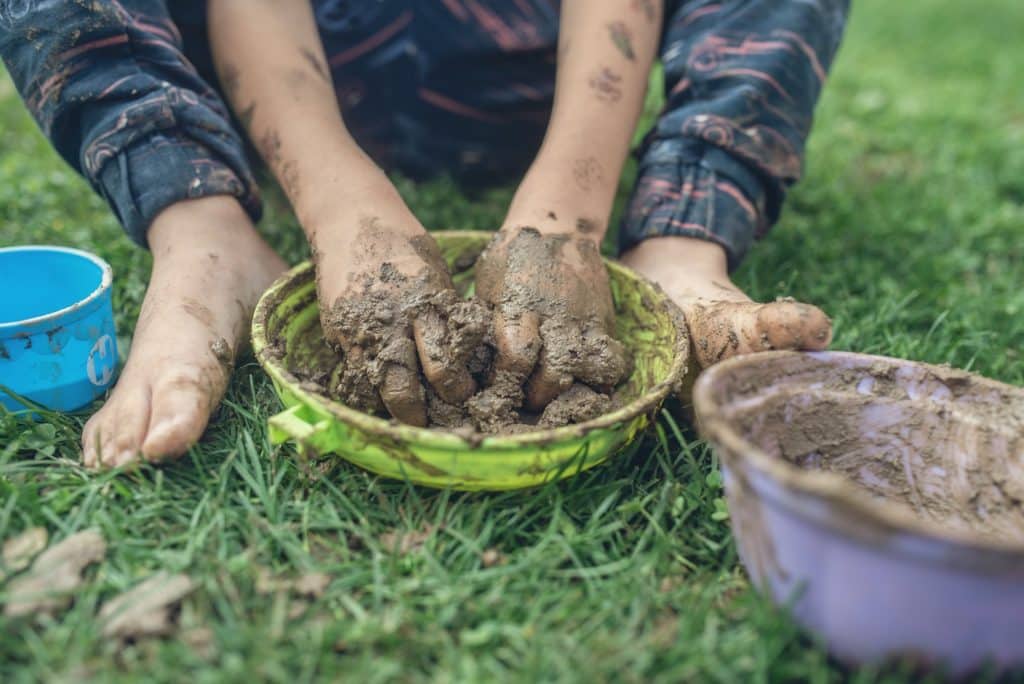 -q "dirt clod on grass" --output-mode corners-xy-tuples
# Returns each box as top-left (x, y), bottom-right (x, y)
(481, 548), (506, 567)
(378, 523), (438, 555)
(255, 566), (332, 599)
(99, 572), (195, 642)
(4, 528), (106, 619)
(1, 526), (47, 580)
